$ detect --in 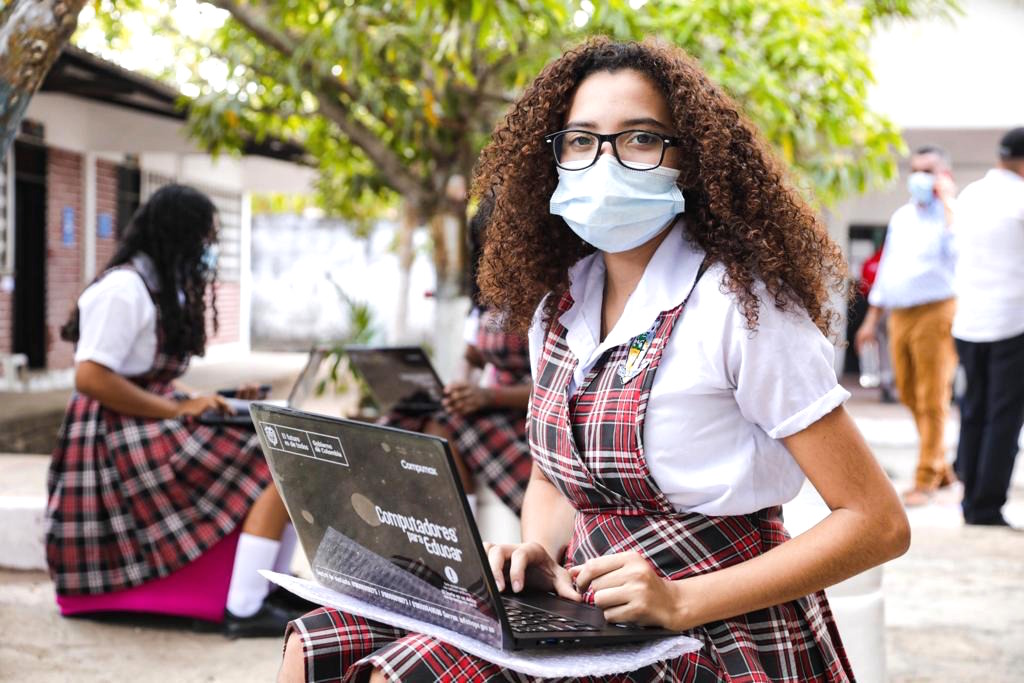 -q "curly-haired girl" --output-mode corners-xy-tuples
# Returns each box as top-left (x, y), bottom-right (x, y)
(280, 38), (908, 682)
